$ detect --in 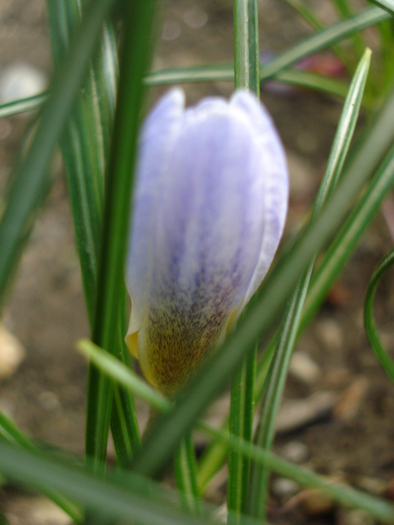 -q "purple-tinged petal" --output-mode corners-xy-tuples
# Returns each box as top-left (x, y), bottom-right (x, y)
(126, 88), (185, 356)
(230, 91), (289, 308)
